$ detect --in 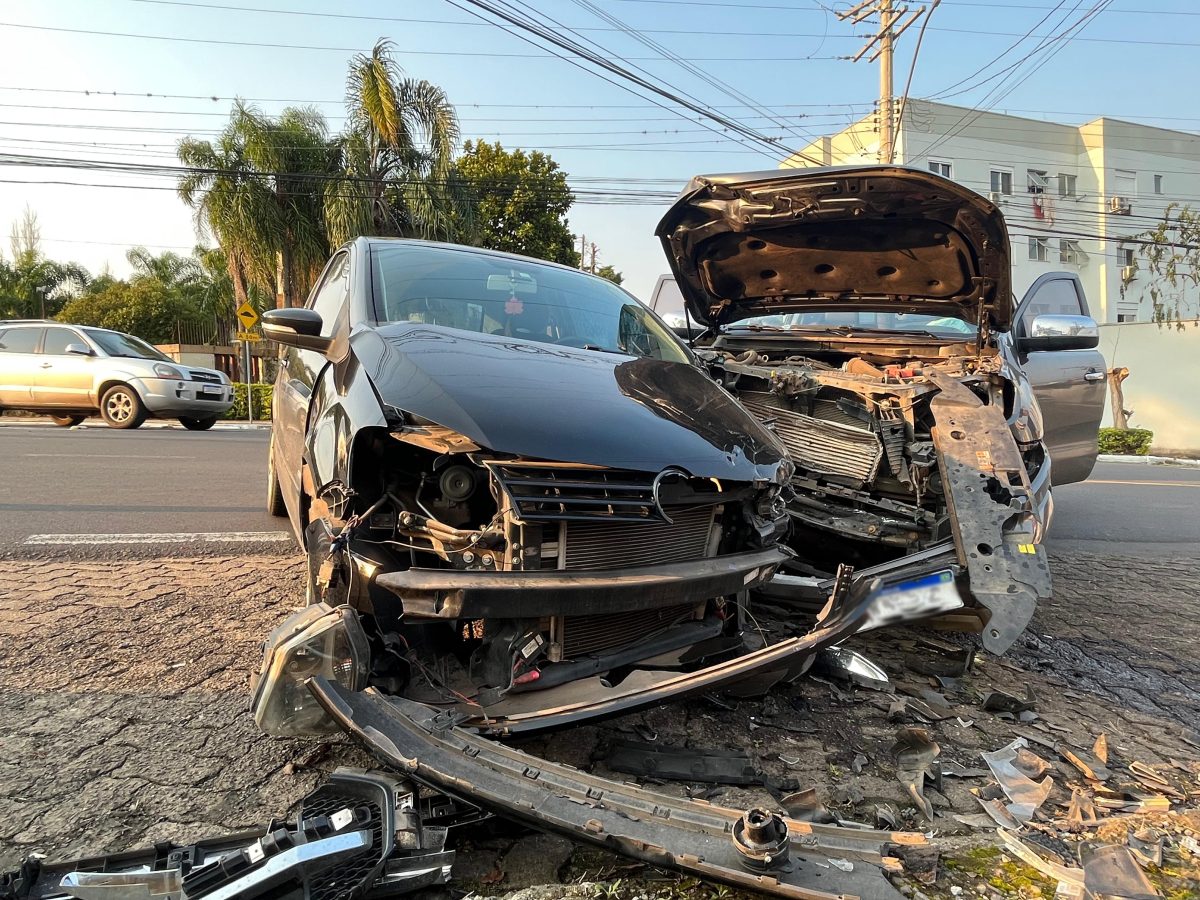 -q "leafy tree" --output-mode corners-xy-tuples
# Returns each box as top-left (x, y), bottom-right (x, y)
(324, 39), (468, 245)
(178, 102), (332, 306)
(1125, 202), (1200, 327)
(58, 279), (202, 343)
(0, 208), (89, 318)
(595, 264), (623, 285)
(455, 140), (579, 266)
